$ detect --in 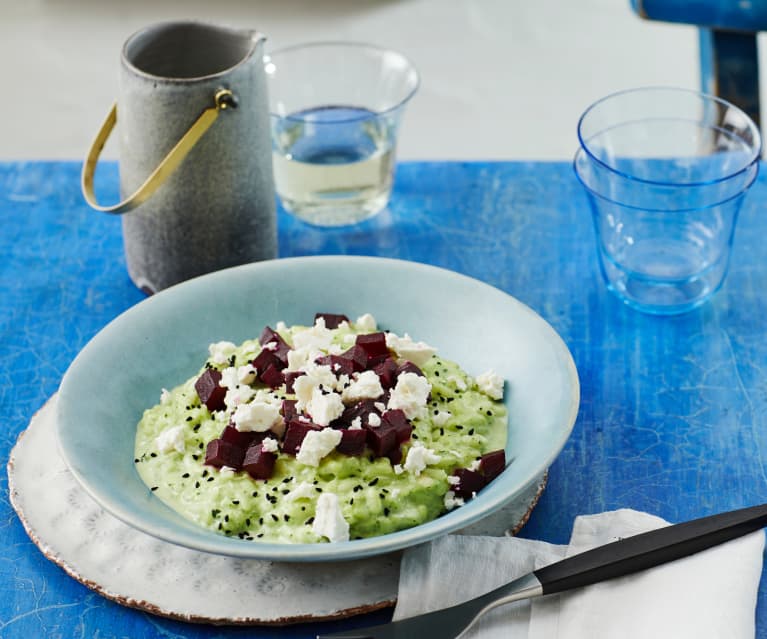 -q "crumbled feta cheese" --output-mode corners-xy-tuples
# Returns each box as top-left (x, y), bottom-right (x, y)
(349, 417), (363, 430)
(261, 437), (279, 453)
(292, 317), (334, 352)
(224, 384), (255, 409)
(469, 458), (482, 472)
(296, 428), (343, 466)
(355, 313), (377, 332)
(342, 370), (384, 403)
(219, 366), (240, 390)
(327, 343), (345, 355)
(447, 374), (468, 391)
(307, 388), (344, 426)
(312, 492), (350, 543)
(368, 413), (382, 427)
(447, 475), (460, 486)
(286, 481), (316, 501)
(342, 334), (356, 345)
(387, 372), (432, 419)
(275, 321), (288, 333)
(403, 442), (441, 476)
(444, 490), (465, 510)
(475, 370), (504, 400)
(219, 466), (237, 477)
(160, 388), (171, 404)
(293, 363), (336, 411)
(374, 401), (386, 413)
(232, 401), (280, 432)
(385, 332), (437, 367)
(263, 341), (278, 352)
(432, 410), (452, 426)
(208, 341), (237, 365)
(393, 464), (404, 475)
(237, 364), (257, 385)
(155, 425), (186, 453)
